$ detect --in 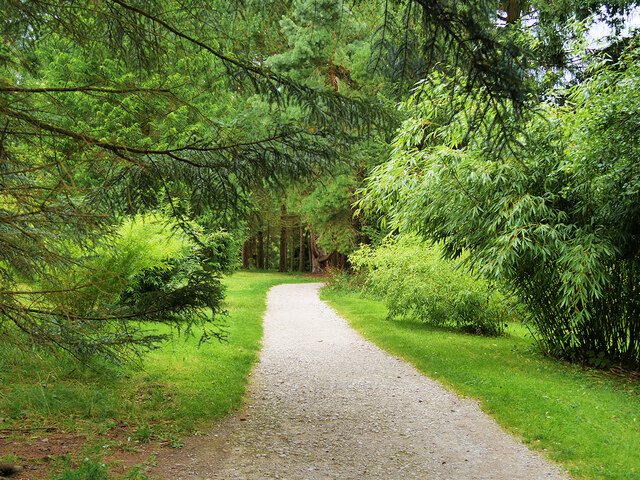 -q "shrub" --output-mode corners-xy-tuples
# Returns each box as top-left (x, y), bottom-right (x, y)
(27, 213), (238, 364)
(325, 266), (367, 292)
(350, 235), (508, 335)
(358, 44), (640, 367)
